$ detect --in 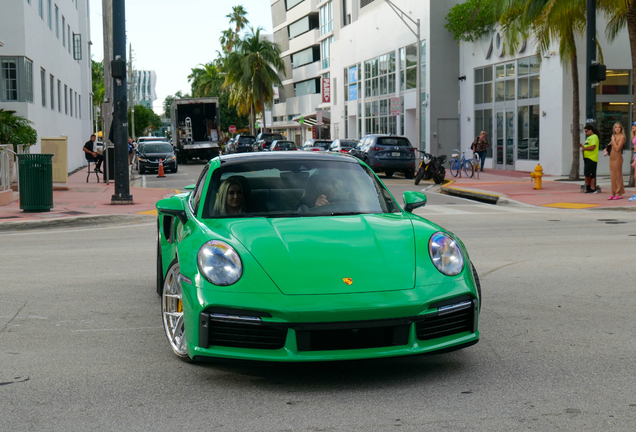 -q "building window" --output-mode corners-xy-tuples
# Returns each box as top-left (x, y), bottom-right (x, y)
(49, 74), (54, 110)
(75, 92), (78, 118)
(62, 16), (66, 46)
(321, 36), (333, 69)
(344, 63), (361, 102)
(292, 47), (317, 69)
(39, 0), (43, 18)
(517, 105), (539, 160)
(67, 25), (71, 54)
(64, 84), (68, 114)
(517, 56), (540, 99)
(47, 0), (52, 28)
(41, 68), (46, 107)
(55, 5), (59, 38)
(320, 1), (333, 35)
(288, 15), (318, 39)
(70, 88), (73, 117)
(25, 59), (33, 103)
(495, 62), (516, 102)
(1, 59), (18, 101)
(295, 78), (319, 97)
(474, 66), (493, 105)
(361, 0), (375, 7)
(57, 80), (61, 112)
(365, 51), (395, 98)
(400, 44), (417, 91)
(365, 98), (397, 135)
(286, 0), (303, 10)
